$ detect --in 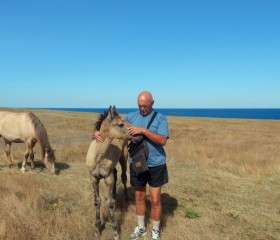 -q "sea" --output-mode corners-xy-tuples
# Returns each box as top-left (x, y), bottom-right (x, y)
(45, 108), (280, 120)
